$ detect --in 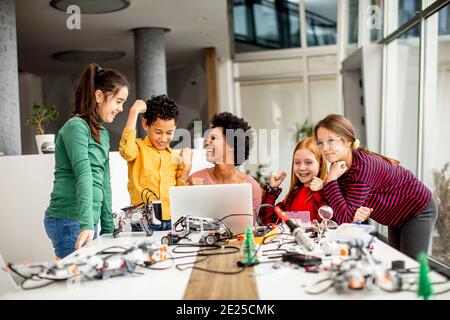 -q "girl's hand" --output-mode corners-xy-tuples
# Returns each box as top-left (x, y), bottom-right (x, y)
(130, 100), (147, 114)
(269, 171), (287, 188)
(328, 161), (348, 181)
(309, 177), (324, 191)
(75, 230), (94, 250)
(353, 207), (373, 223)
